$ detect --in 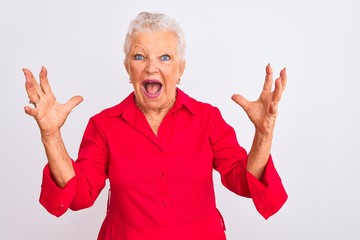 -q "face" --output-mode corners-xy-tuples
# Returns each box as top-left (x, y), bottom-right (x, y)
(124, 31), (185, 112)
